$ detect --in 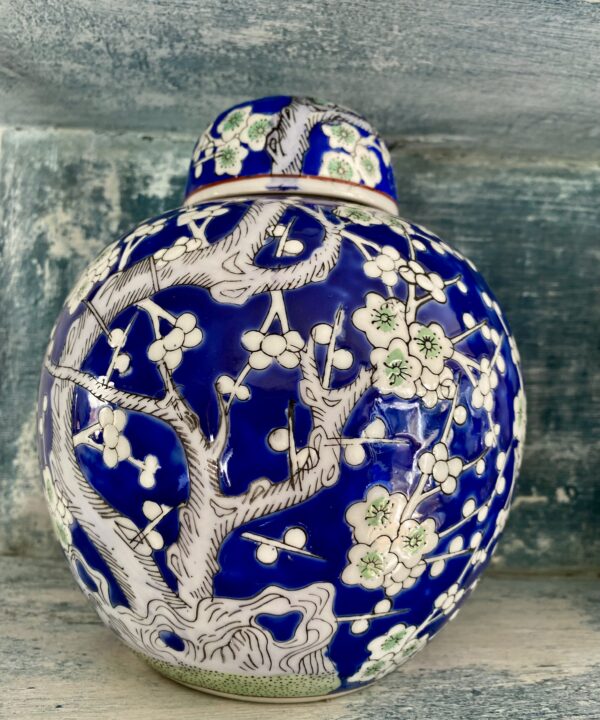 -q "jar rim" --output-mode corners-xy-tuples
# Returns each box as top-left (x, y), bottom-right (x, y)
(184, 174), (399, 216)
